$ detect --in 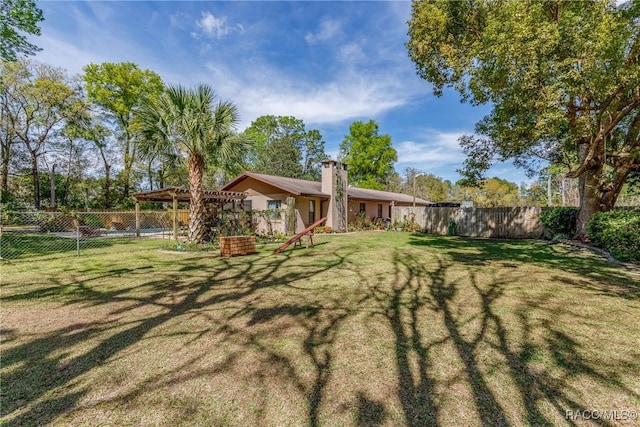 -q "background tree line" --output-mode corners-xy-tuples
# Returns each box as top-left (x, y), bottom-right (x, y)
(0, 58), (398, 210)
(1, 0), (638, 241)
(2, 57), (638, 213)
